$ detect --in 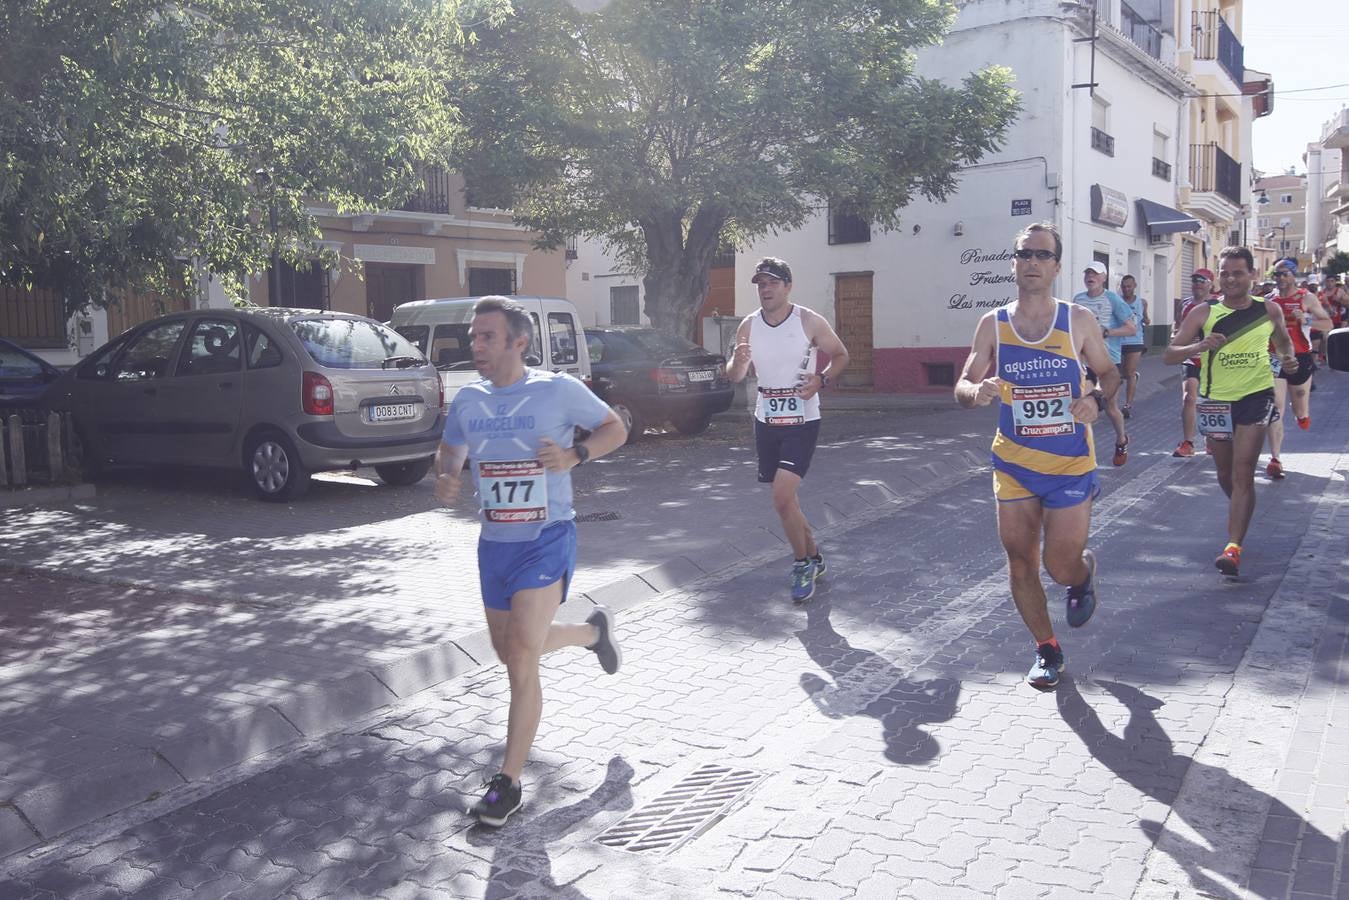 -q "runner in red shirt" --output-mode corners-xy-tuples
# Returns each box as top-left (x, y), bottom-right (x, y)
(1263, 260), (1334, 478)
